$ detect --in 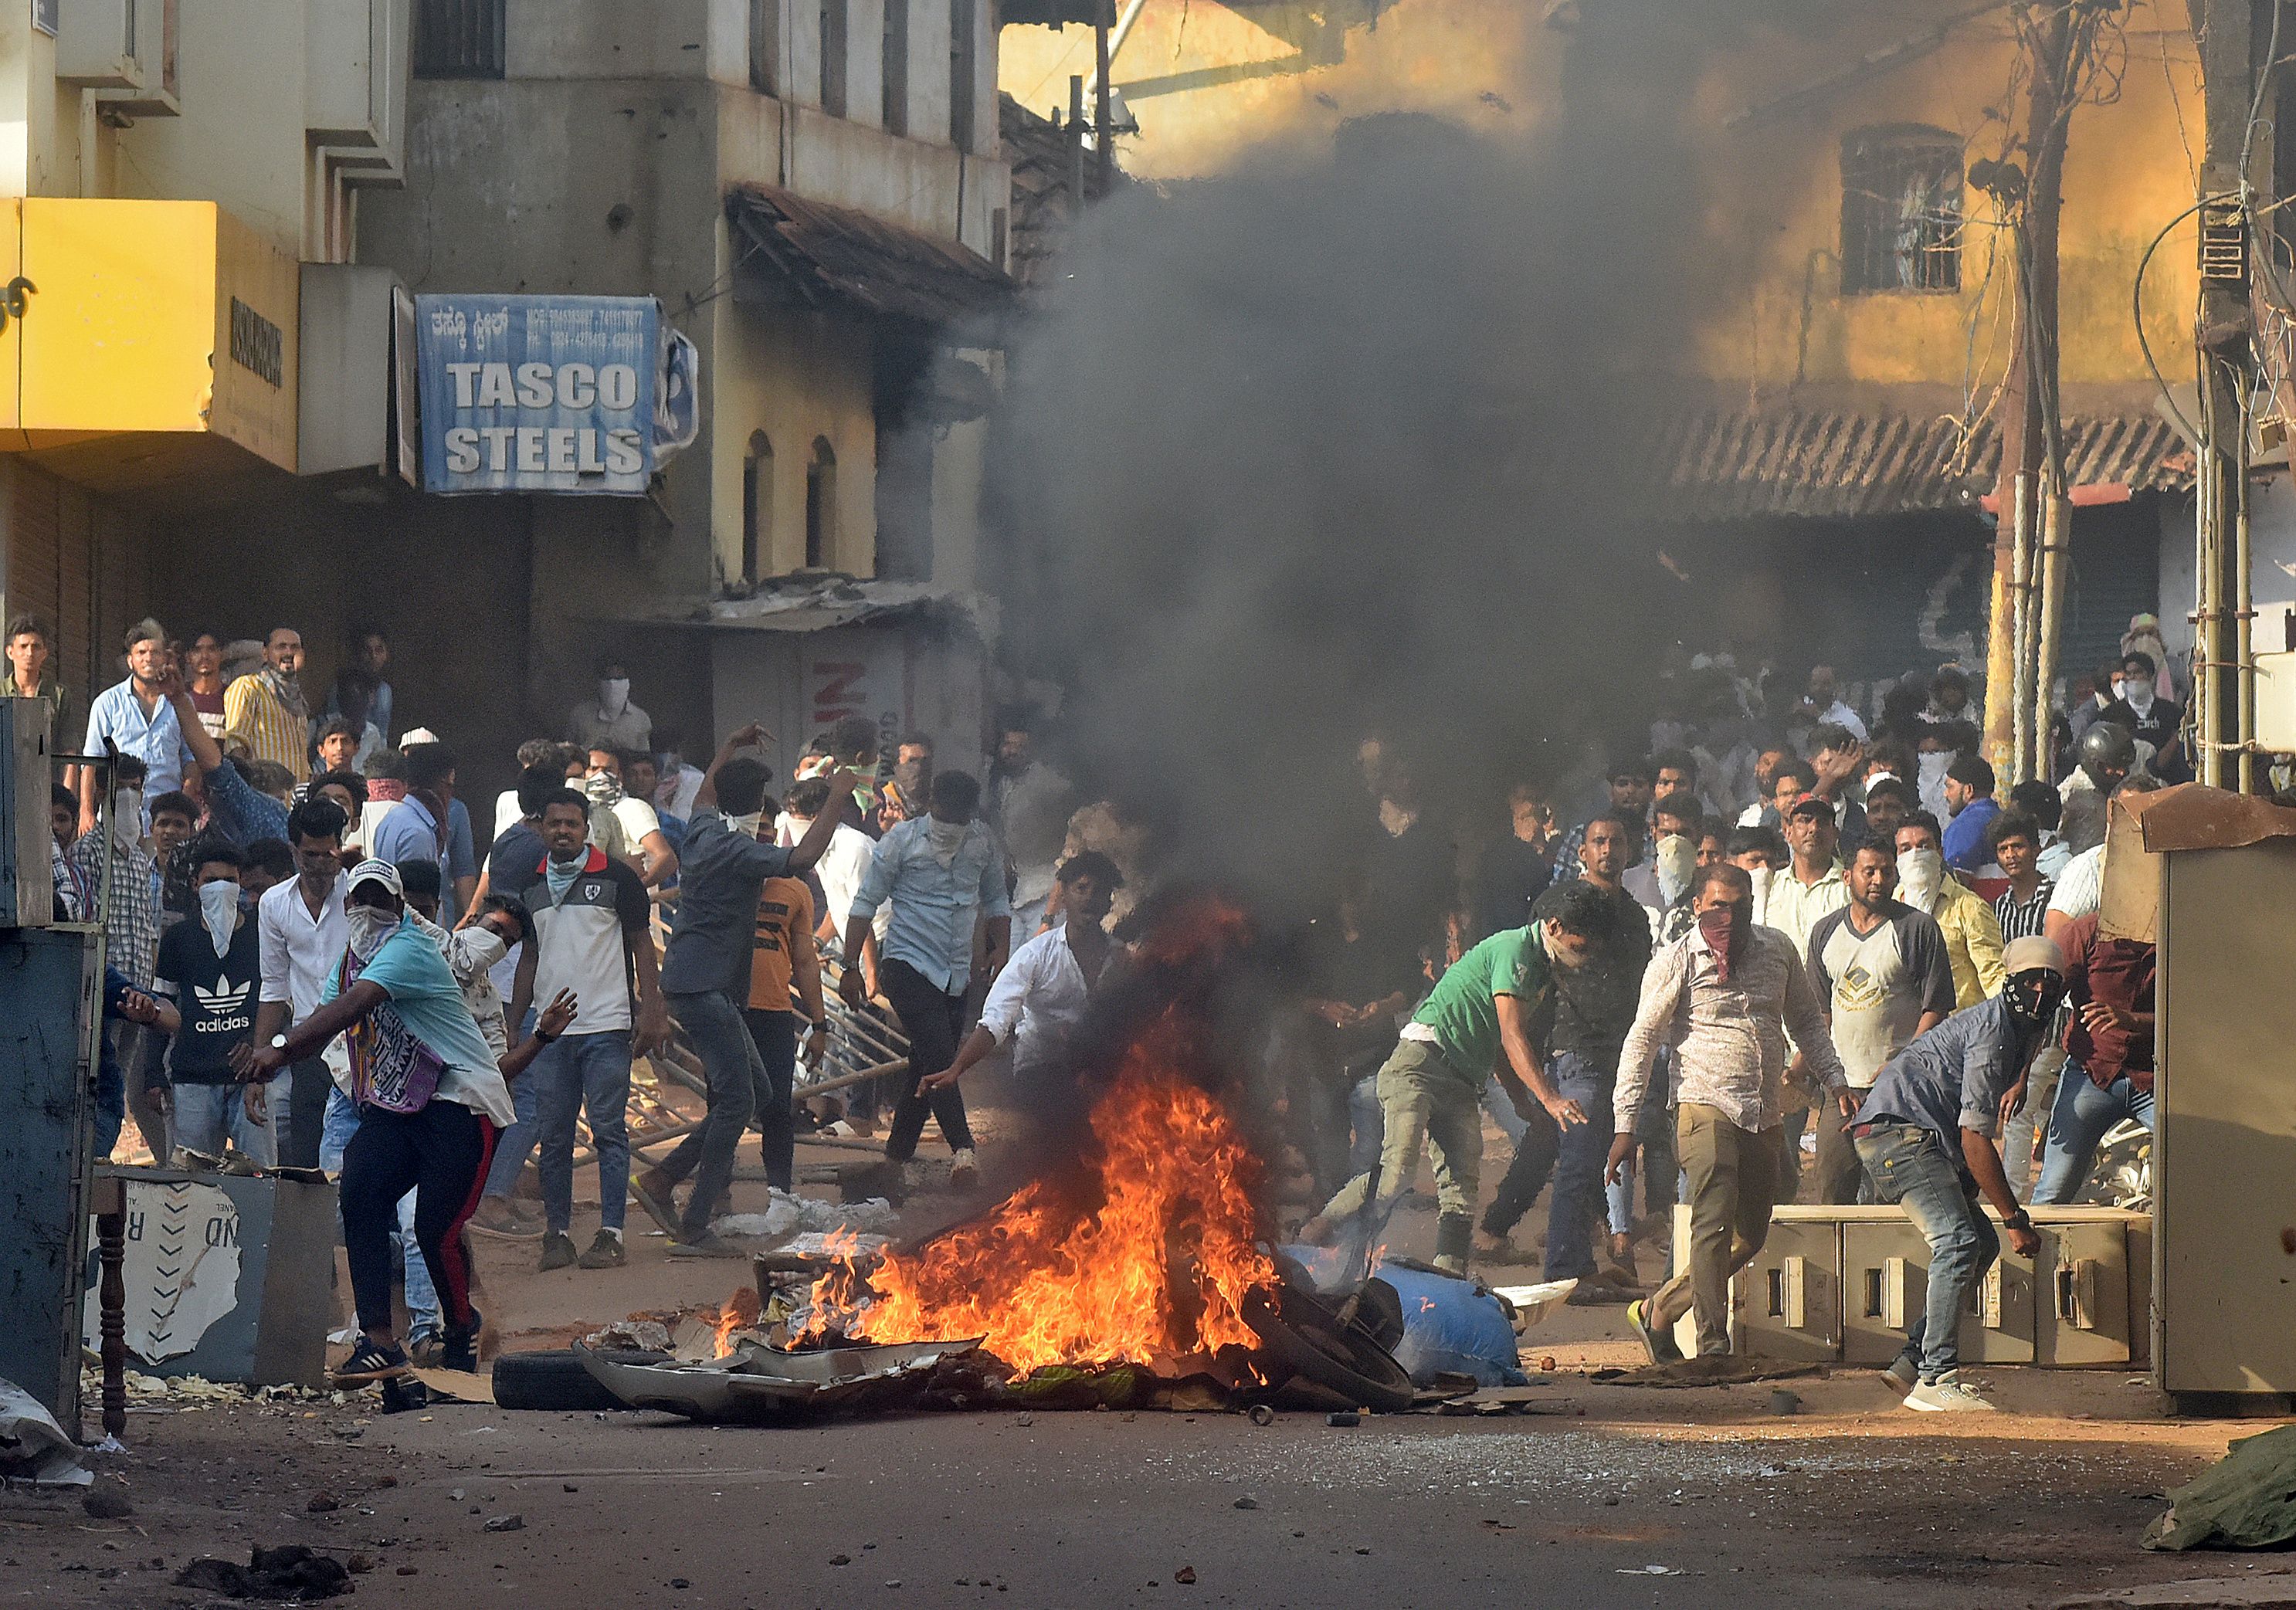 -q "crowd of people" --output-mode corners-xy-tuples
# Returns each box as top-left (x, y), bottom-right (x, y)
(8, 601), (2178, 1415)
(1284, 642), (2174, 1414)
